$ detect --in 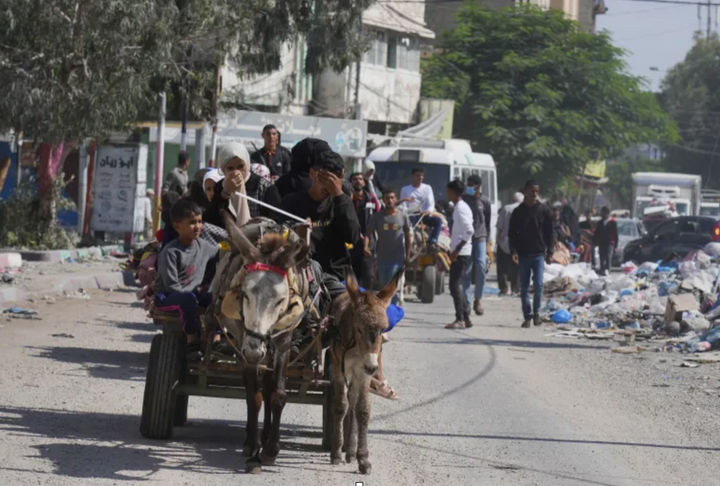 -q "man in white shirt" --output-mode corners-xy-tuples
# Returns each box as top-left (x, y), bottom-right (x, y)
(444, 179), (475, 329)
(496, 192), (524, 295)
(399, 167), (443, 247)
